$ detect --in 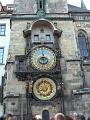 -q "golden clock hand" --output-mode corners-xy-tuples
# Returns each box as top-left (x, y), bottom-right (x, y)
(41, 48), (44, 56)
(41, 49), (45, 64)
